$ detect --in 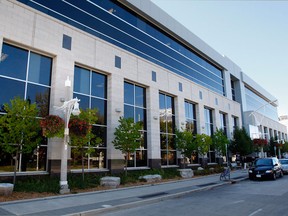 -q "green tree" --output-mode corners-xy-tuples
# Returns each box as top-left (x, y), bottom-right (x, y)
(0, 97), (41, 185)
(175, 128), (197, 168)
(230, 127), (253, 157)
(69, 108), (101, 181)
(194, 133), (212, 156)
(112, 117), (142, 176)
(212, 128), (230, 157)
